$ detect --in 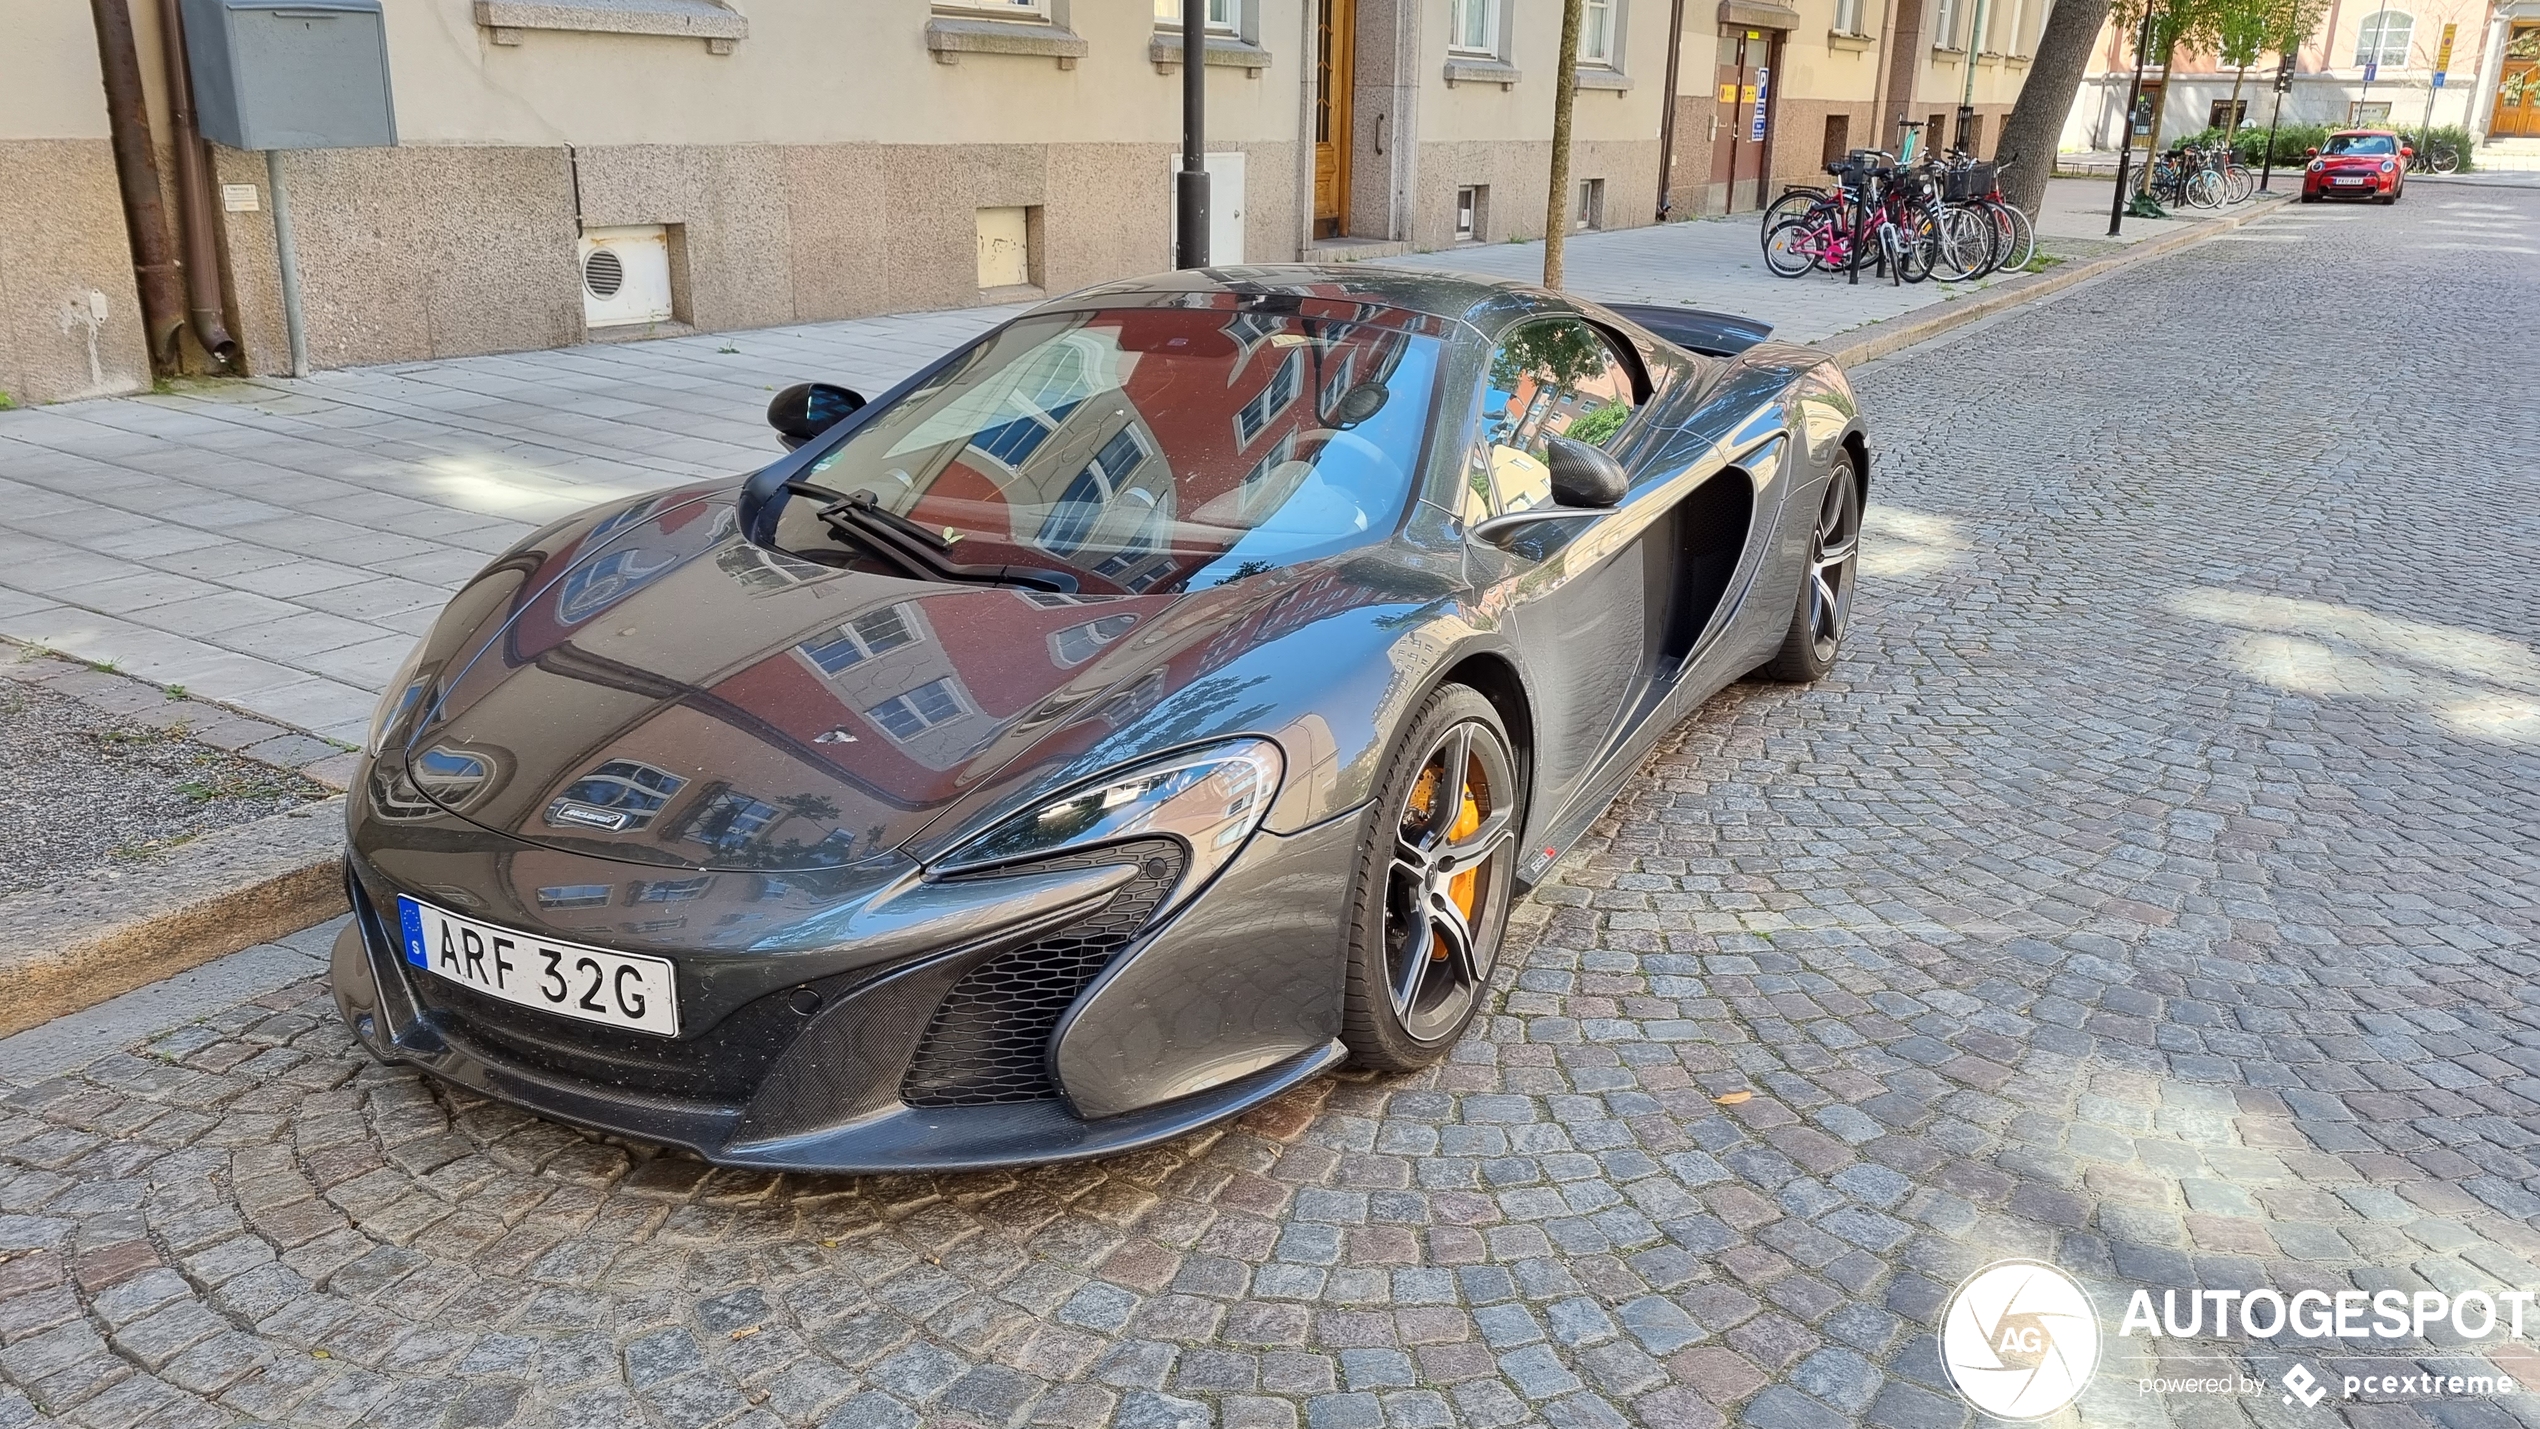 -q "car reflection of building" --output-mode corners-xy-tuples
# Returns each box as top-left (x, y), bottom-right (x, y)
(838, 304), (1424, 600)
